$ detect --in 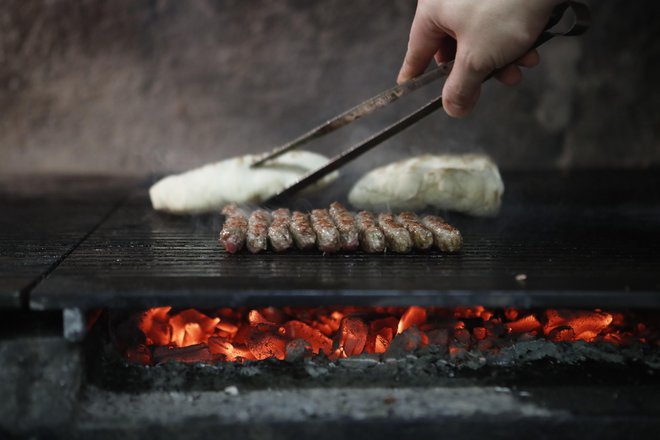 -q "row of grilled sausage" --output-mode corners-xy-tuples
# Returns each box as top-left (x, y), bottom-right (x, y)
(219, 201), (462, 254)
